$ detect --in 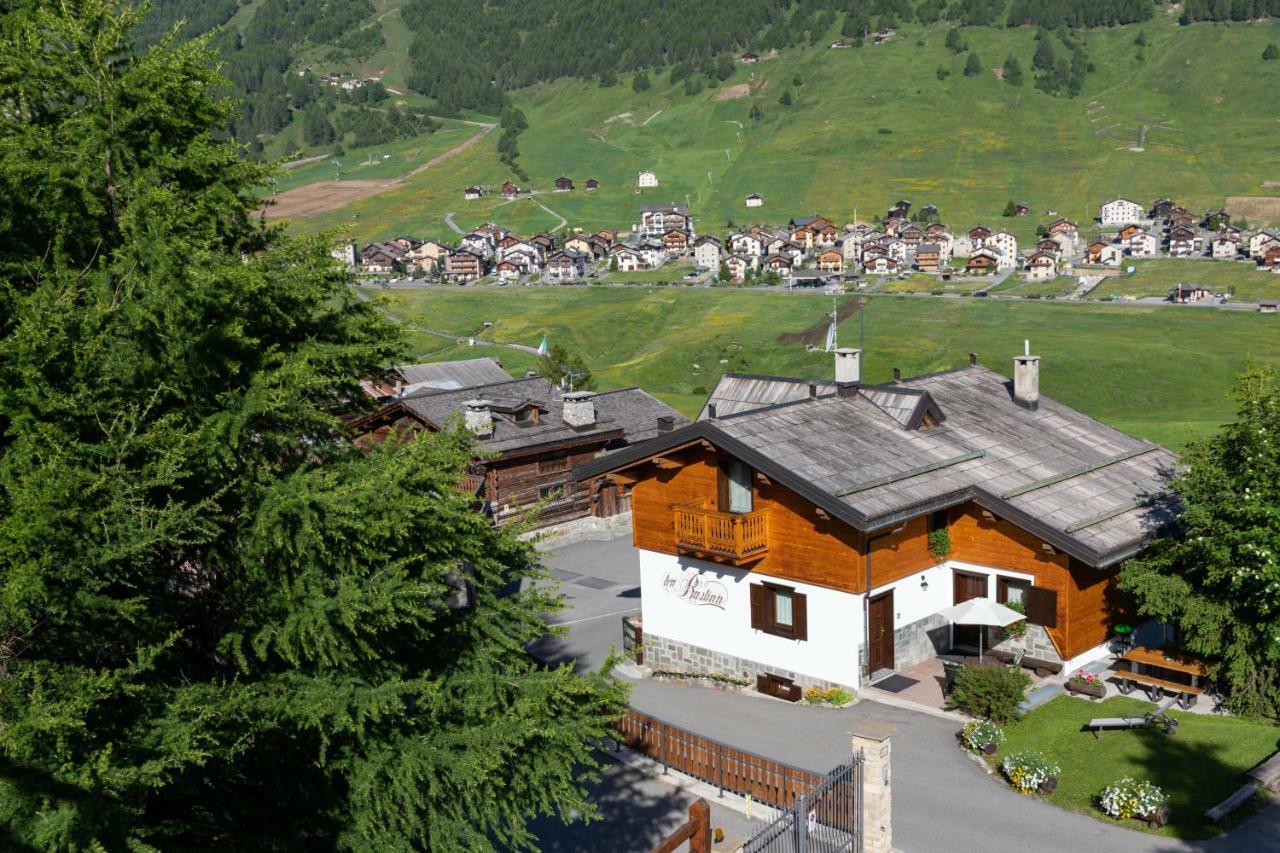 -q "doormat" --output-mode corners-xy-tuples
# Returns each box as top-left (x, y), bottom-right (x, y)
(872, 674), (919, 694)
